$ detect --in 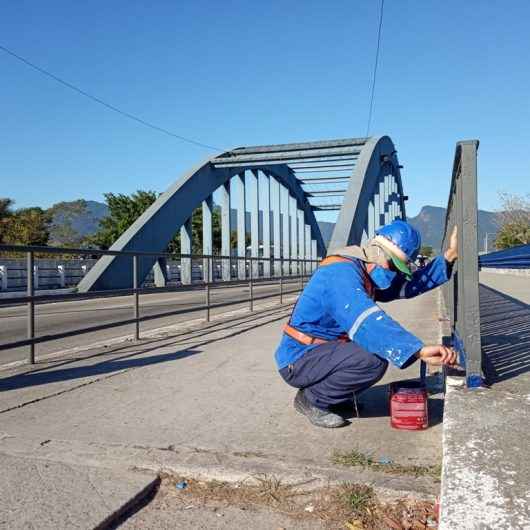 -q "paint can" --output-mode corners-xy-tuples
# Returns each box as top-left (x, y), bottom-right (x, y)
(389, 380), (428, 430)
